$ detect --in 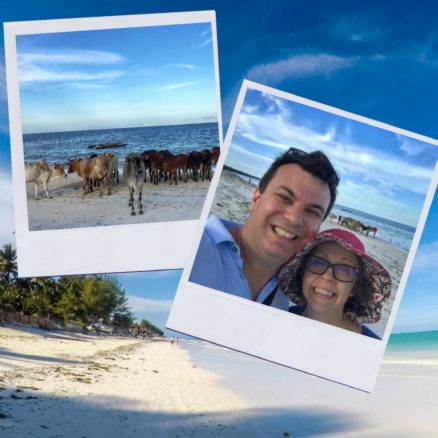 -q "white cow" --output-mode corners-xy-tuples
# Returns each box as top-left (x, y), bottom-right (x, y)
(25, 160), (67, 200)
